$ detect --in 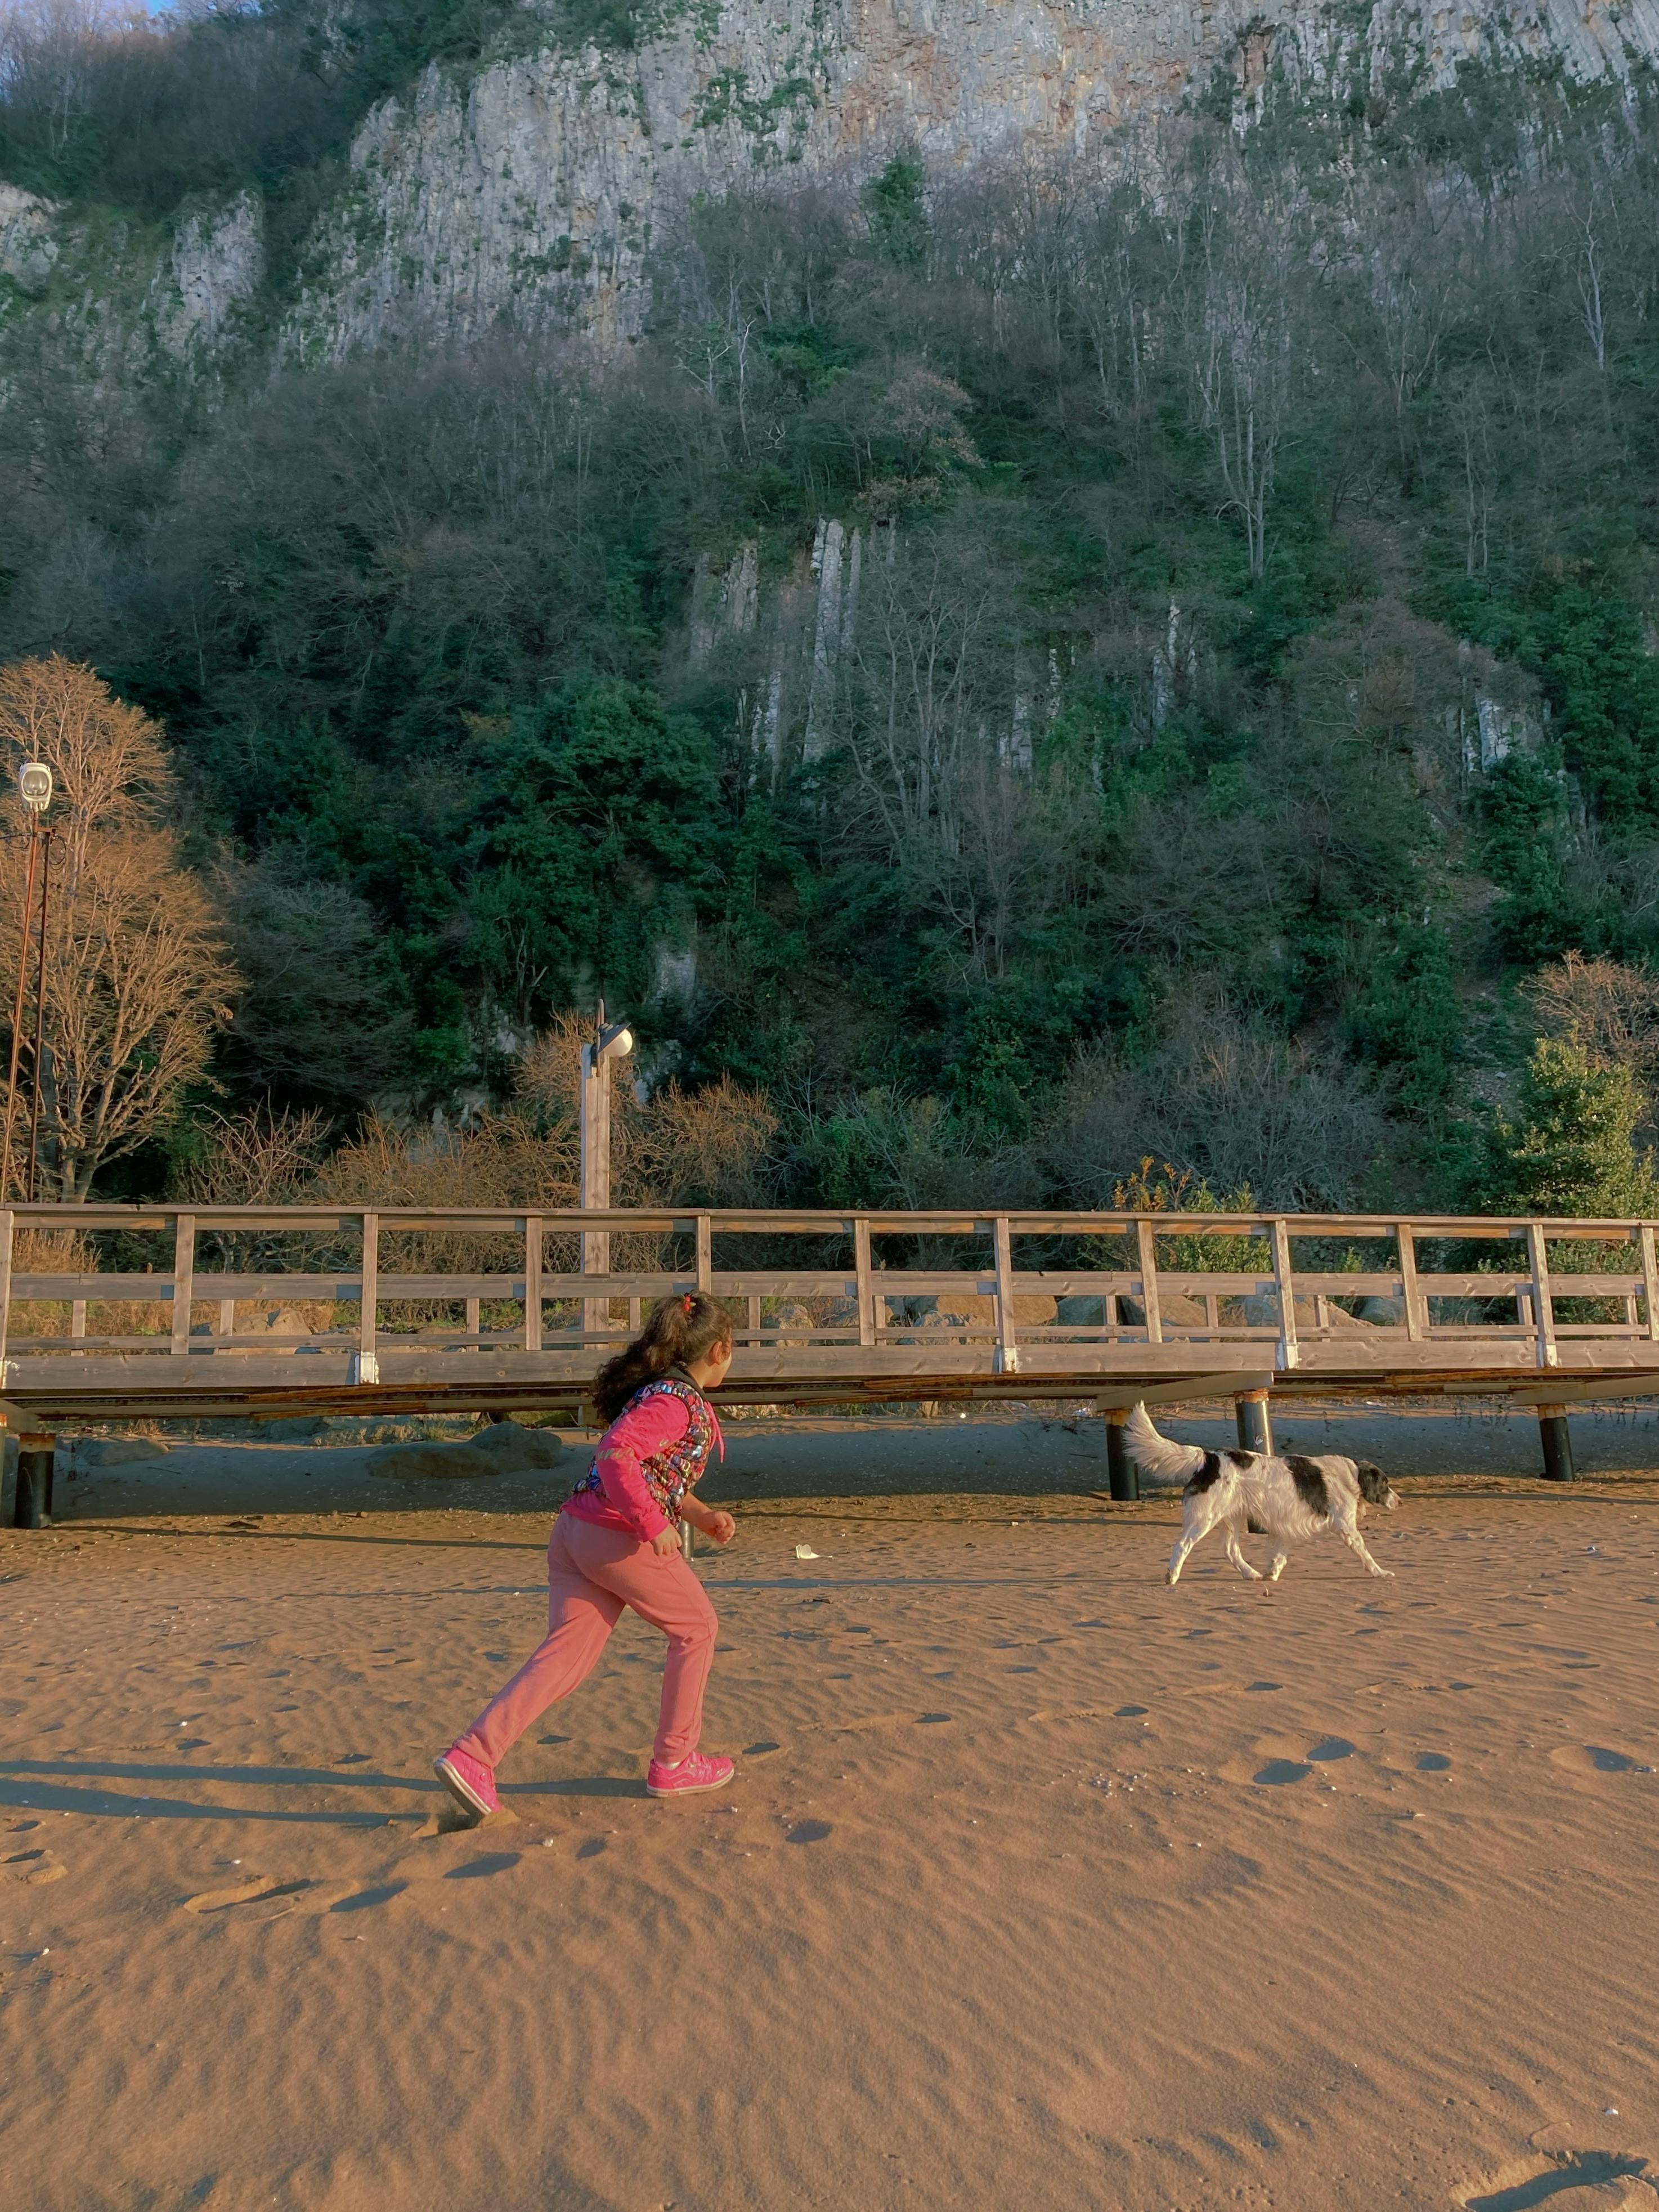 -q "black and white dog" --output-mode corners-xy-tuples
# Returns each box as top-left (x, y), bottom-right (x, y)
(1124, 1405), (1400, 1586)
